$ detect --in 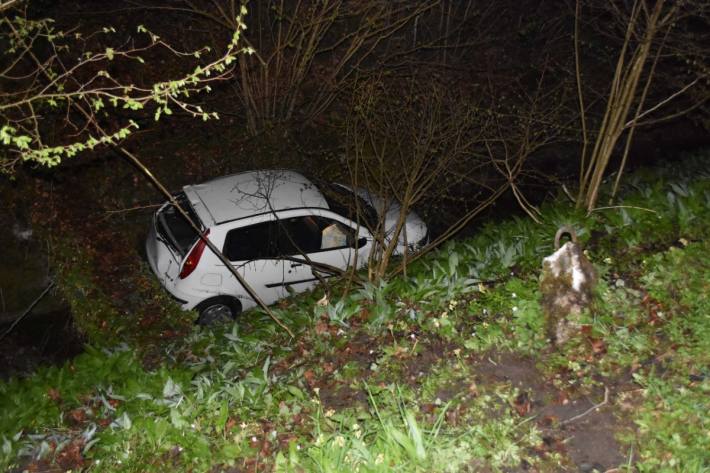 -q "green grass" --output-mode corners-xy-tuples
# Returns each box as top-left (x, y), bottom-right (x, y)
(1, 151), (709, 472)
